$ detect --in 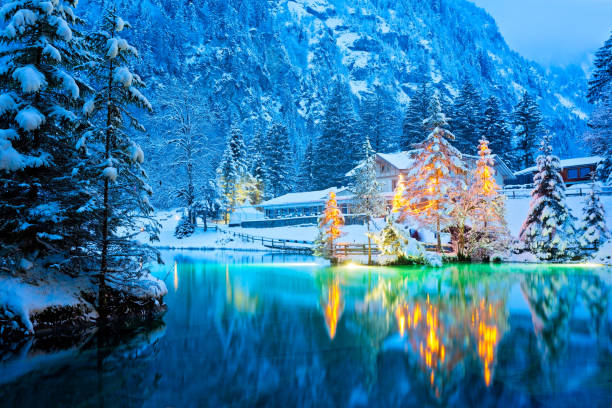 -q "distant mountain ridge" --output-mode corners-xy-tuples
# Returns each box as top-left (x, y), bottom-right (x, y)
(83, 0), (590, 159)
